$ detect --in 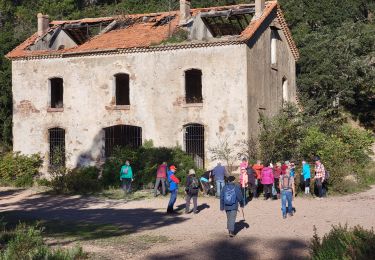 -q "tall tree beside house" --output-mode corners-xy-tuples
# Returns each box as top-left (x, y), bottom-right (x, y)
(279, 0), (375, 130)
